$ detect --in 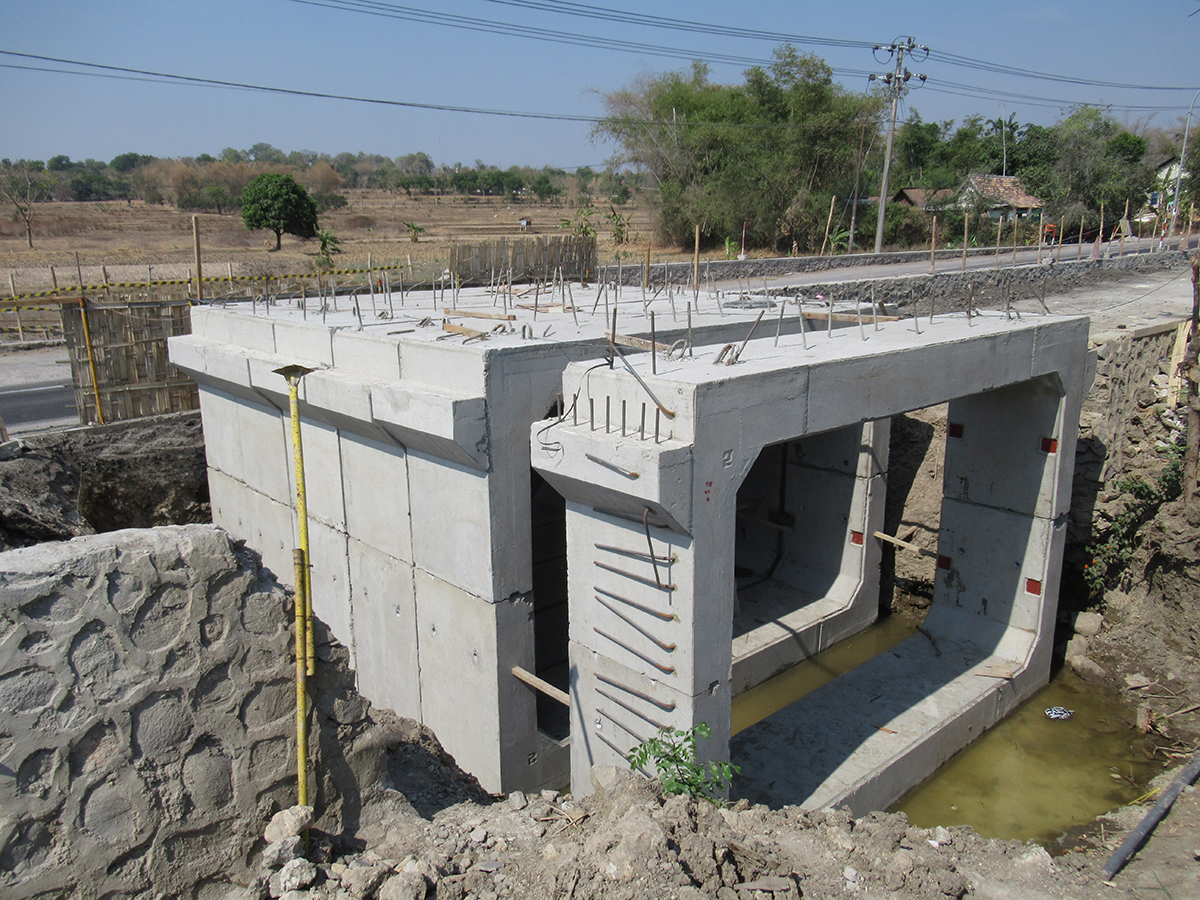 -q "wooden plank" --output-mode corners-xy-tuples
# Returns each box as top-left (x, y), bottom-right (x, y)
(442, 321), (488, 340)
(442, 308), (516, 321)
(1167, 321), (1192, 409)
(873, 530), (938, 558)
(612, 332), (672, 353)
